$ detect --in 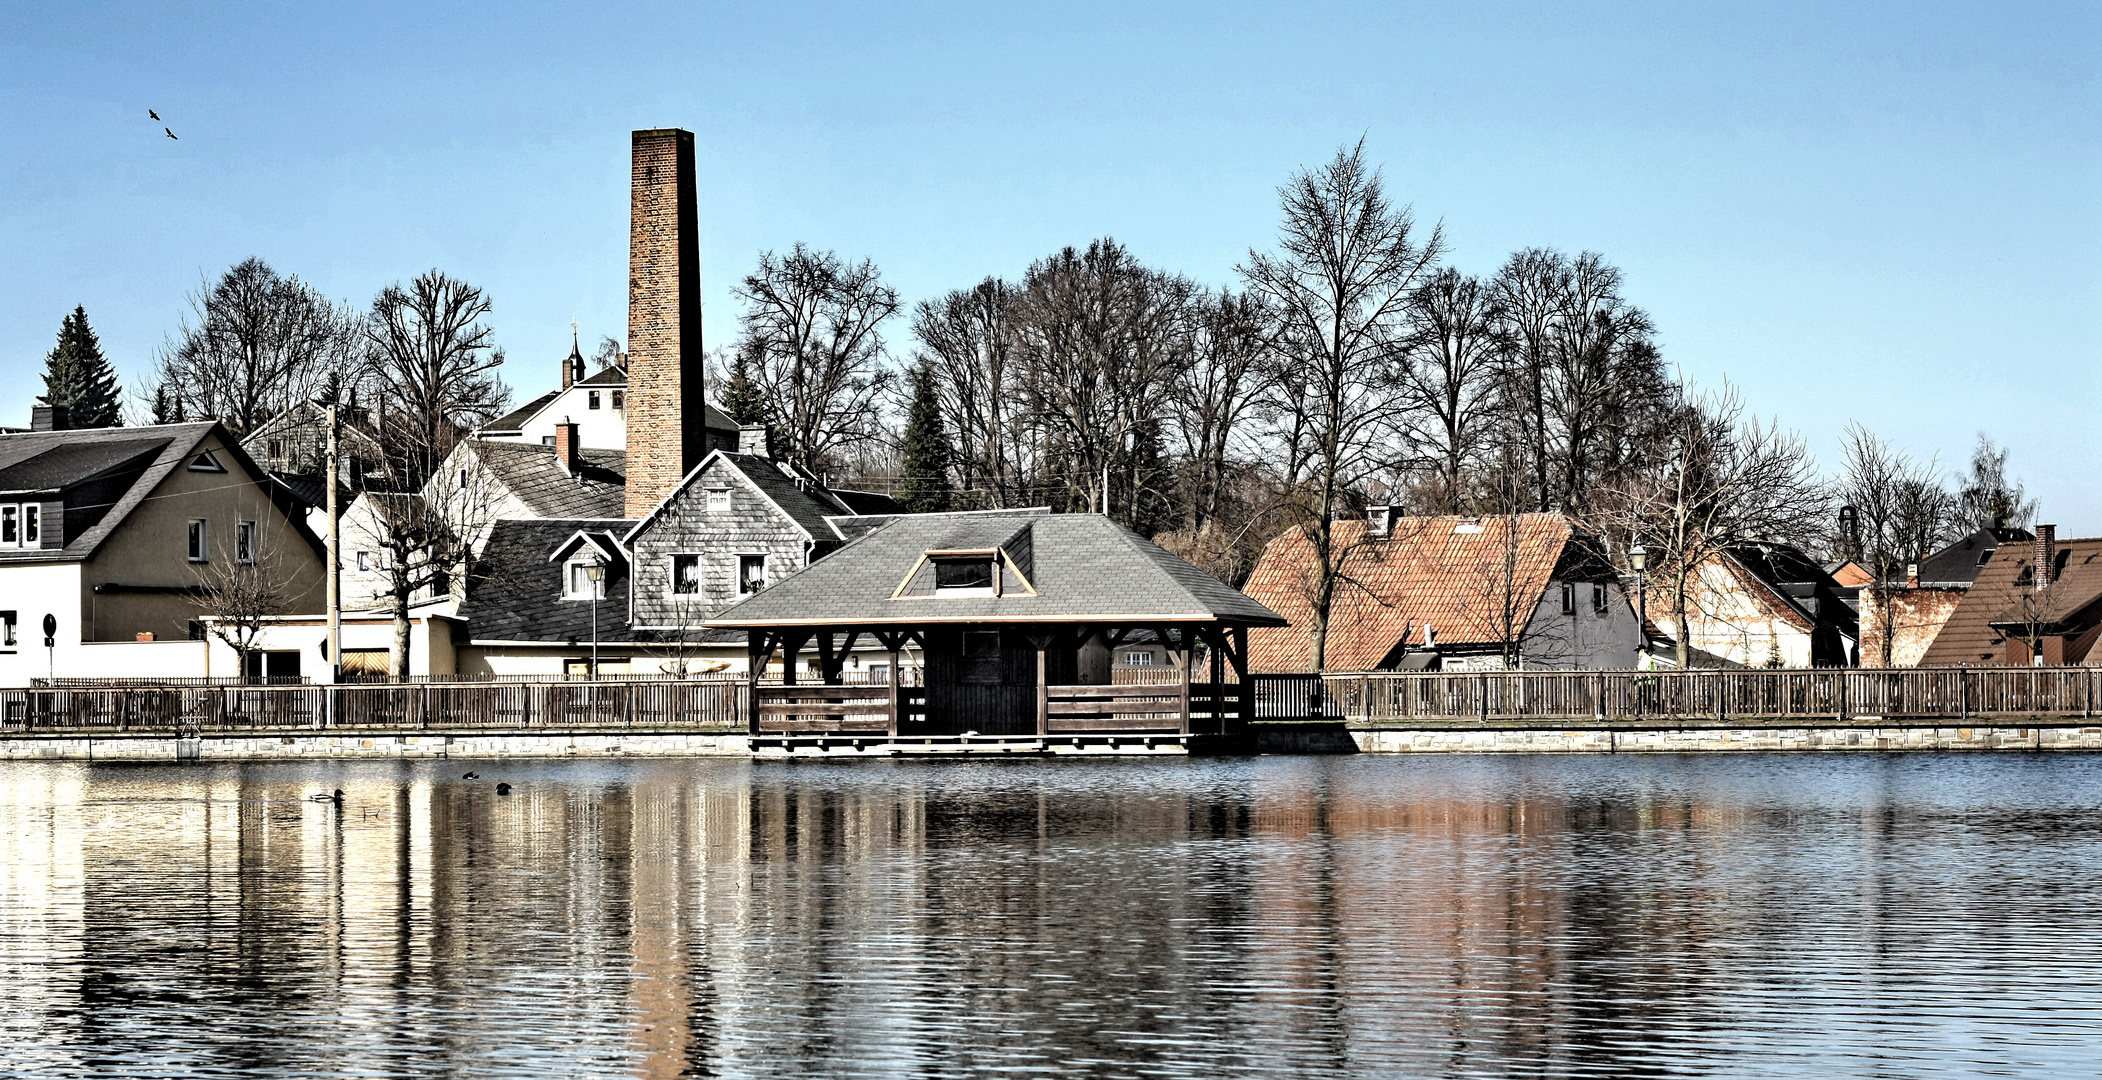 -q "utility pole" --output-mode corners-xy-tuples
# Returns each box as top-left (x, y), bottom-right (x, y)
(327, 403), (342, 686)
